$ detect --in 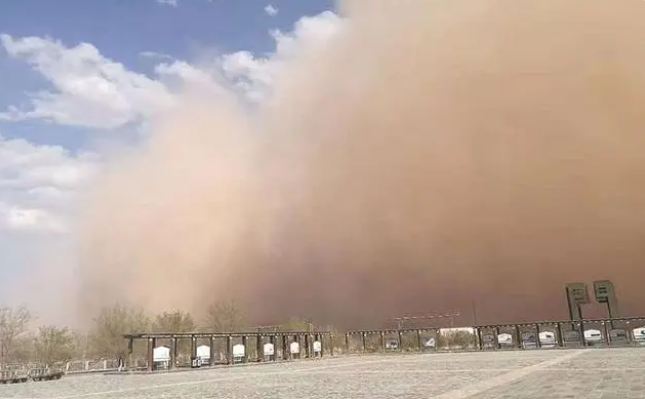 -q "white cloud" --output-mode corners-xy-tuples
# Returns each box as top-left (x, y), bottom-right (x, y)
(156, 0), (178, 6)
(220, 11), (344, 102)
(0, 34), (174, 129)
(0, 134), (98, 234)
(154, 60), (226, 94)
(271, 11), (343, 57)
(140, 50), (174, 61)
(0, 11), (343, 128)
(151, 10), (343, 105)
(0, 206), (66, 233)
(264, 4), (278, 16)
